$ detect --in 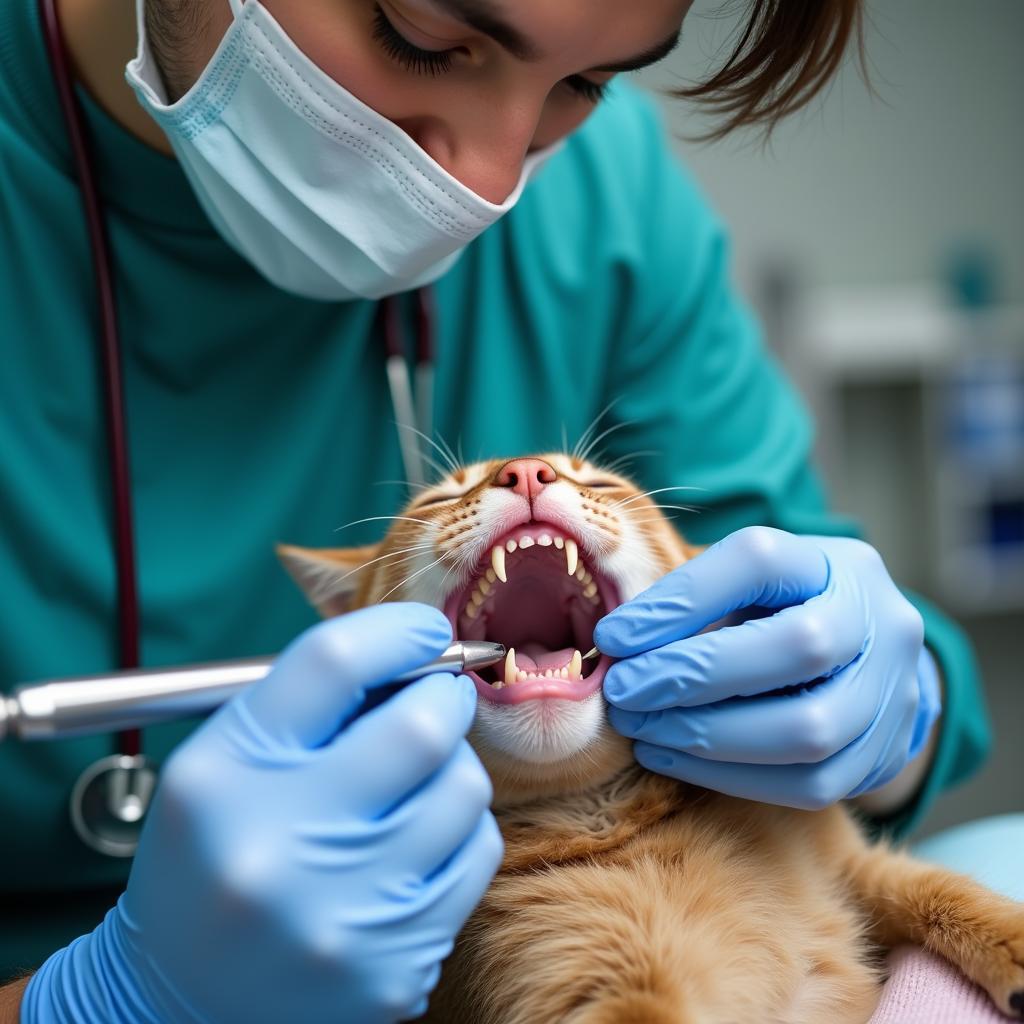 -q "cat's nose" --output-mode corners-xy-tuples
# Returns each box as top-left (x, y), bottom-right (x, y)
(495, 458), (557, 500)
